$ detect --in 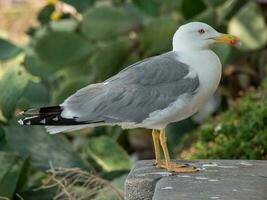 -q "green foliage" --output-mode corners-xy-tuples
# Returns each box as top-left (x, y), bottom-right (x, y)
(0, 0), (266, 198)
(0, 64), (34, 119)
(21, 187), (56, 200)
(181, 0), (207, 19)
(81, 7), (138, 41)
(0, 38), (21, 60)
(211, 44), (232, 64)
(228, 1), (267, 51)
(34, 31), (91, 69)
(37, 5), (55, 25)
(185, 80), (267, 159)
(94, 174), (126, 200)
(0, 152), (29, 199)
(62, 0), (95, 12)
(140, 16), (178, 55)
(87, 136), (132, 172)
(54, 77), (88, 102)
(22, 81), (50, 106)
(132, 0), (160, 16)
(90, 39), (132, 80)
(5, 120), (92, 170)
(49, 18), (79, 32)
